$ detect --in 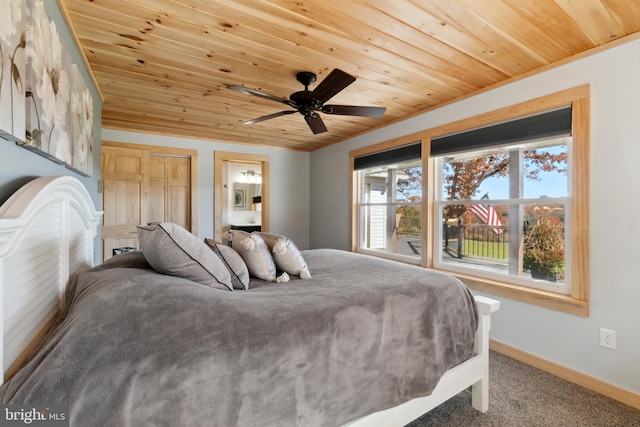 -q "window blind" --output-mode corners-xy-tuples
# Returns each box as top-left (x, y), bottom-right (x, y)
(354, 142), (421, 170)
(430, 106), (572, 157)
